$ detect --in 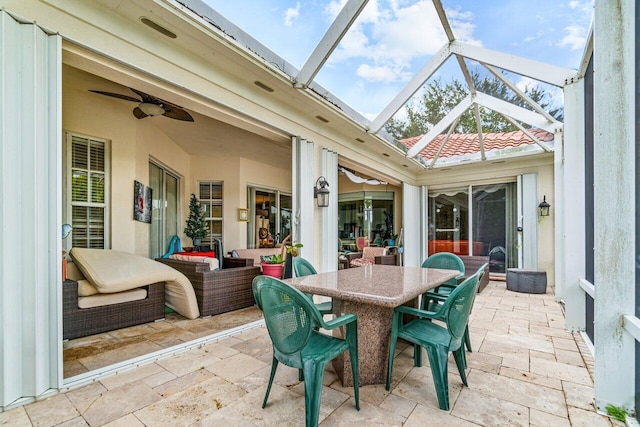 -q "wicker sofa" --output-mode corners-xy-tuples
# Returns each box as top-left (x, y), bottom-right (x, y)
(458, 255), (490, 292)
(157, 257), (261, 317)
(63, 279), (165, 340)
